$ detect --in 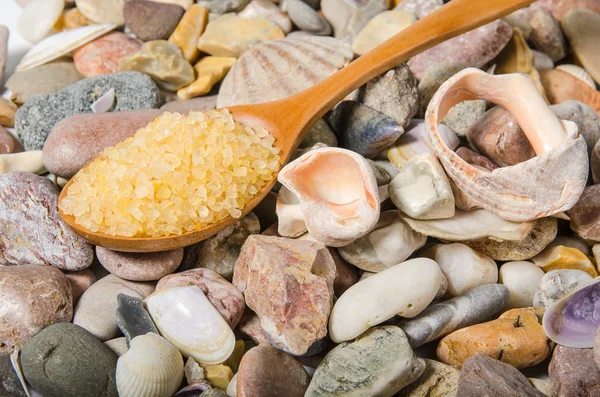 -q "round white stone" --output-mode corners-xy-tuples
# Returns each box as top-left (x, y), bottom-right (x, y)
(499, 261), (545, 309)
